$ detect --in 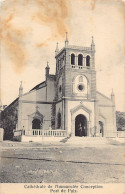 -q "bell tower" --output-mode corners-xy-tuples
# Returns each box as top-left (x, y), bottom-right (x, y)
(55, 34), (97, 134)
(55, 34), (96, 101)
